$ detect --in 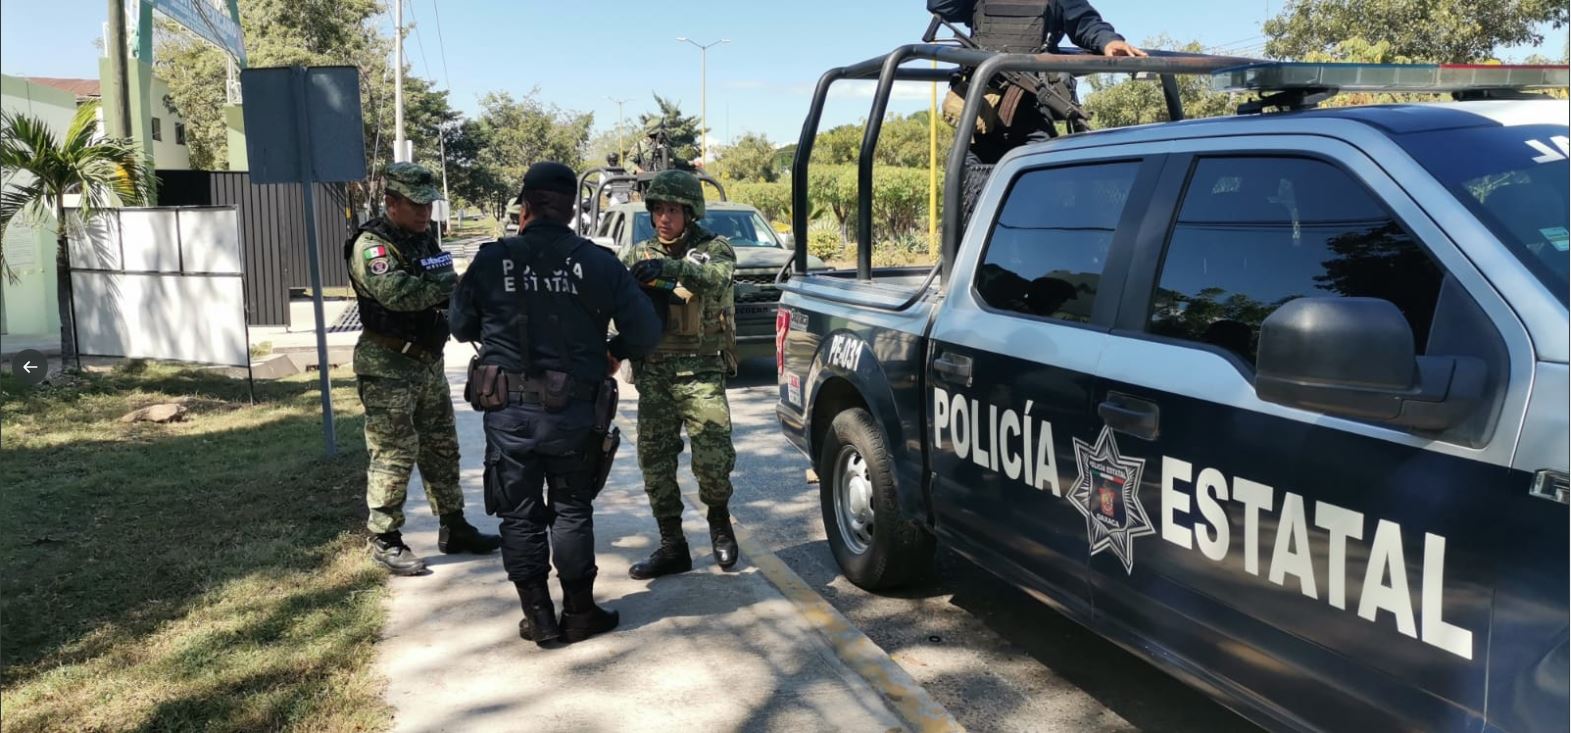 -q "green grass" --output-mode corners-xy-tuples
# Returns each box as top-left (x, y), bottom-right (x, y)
(0, 363), (390, 733)
(447, 216), (500, 240)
